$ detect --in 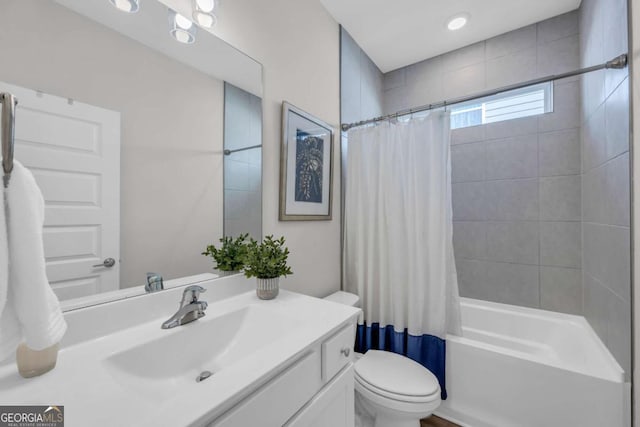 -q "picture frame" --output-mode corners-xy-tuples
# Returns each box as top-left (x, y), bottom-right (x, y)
(279, 102), (334, 221)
